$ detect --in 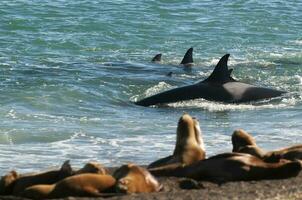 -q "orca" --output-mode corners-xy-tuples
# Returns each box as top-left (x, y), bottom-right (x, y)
(180, 47), (194, 67)
(151, 48), (194, 67)
(151, 54), (162, 62)
(135, 54), (286, 107)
